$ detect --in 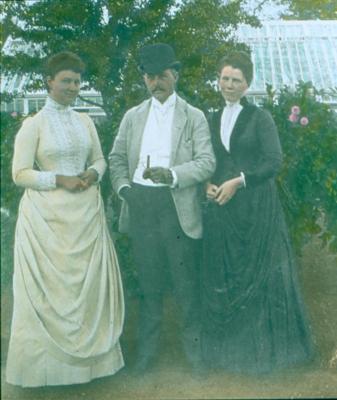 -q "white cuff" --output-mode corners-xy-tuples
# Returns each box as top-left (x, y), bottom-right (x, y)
(170, 169), (178, 188)
(37, 171), (57, 190)
(88, 166), (101, 183)
(118, 184), (131, 200)
(240, 172), (246, 188)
